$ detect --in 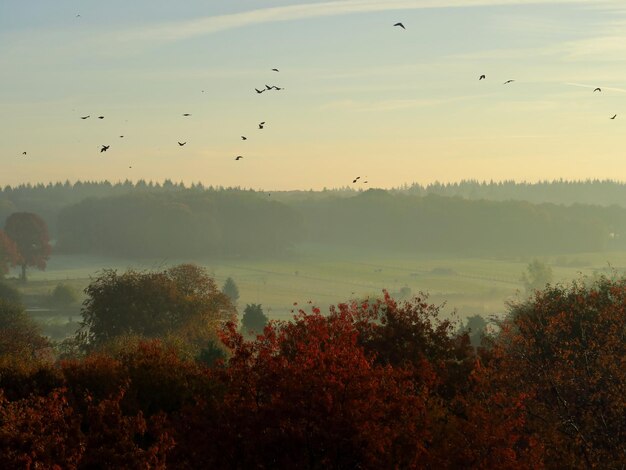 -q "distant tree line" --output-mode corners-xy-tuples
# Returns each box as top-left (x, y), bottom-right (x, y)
(56, 191), (301, 258)
(295, 190), (626, 255)
(4, 180), (626, 257)
(404, 178), (626, 206)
